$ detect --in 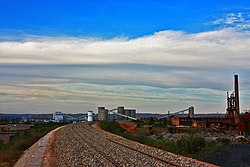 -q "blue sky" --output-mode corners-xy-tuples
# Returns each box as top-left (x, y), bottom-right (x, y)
(0, 1), (250, 114)
(1, 0), (250, 38)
